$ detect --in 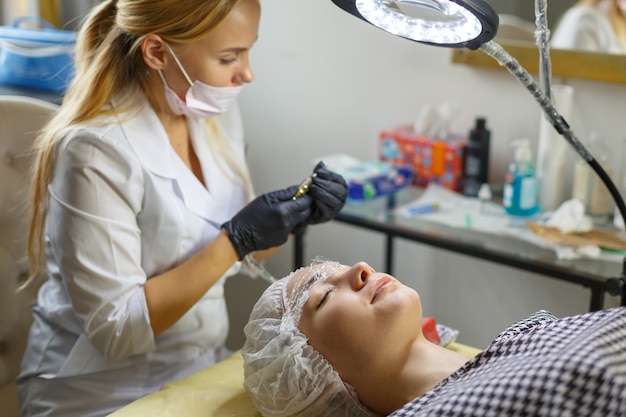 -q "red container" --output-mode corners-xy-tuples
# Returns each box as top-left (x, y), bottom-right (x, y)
(421, 316), (441, 345)
(379, 125), (467, 192)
